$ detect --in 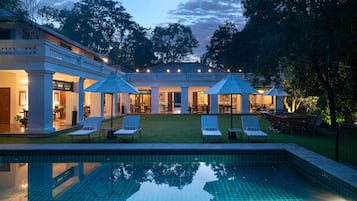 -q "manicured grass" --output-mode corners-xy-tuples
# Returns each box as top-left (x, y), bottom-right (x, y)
(0, 114), (354, 164)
